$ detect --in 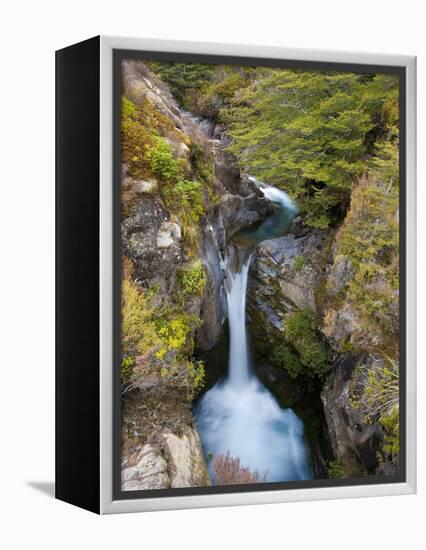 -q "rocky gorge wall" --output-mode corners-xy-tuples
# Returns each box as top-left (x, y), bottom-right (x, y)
(120, 60), (276, 490)
(119, 59), (399, 489)
(248, 180), (400, 477)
